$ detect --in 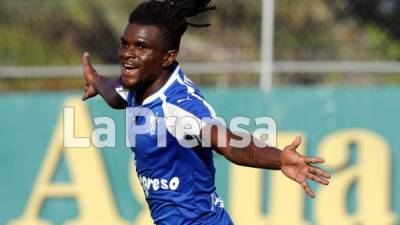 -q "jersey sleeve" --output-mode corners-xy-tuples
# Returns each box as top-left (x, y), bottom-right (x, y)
(163, 95), (220, 139)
